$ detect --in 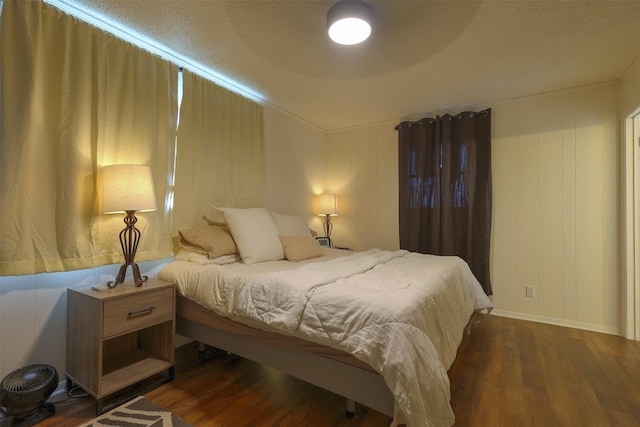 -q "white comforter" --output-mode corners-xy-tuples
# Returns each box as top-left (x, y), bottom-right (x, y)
(158, 249), (493, 427)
